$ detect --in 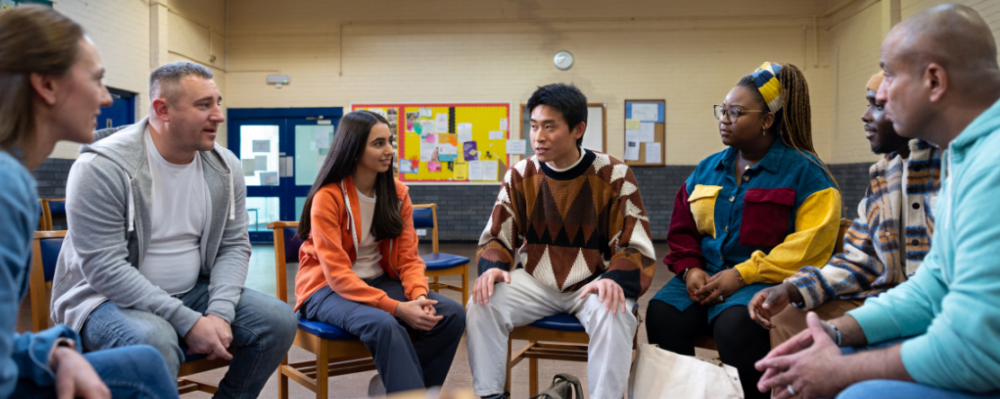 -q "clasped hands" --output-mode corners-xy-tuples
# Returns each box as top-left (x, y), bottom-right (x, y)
(684, 268), (742, 305)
